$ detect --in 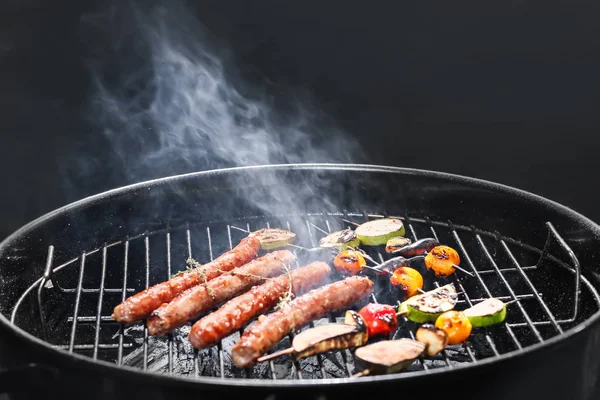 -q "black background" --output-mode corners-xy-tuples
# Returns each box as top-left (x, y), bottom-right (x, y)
(1, 0), (599, 239)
